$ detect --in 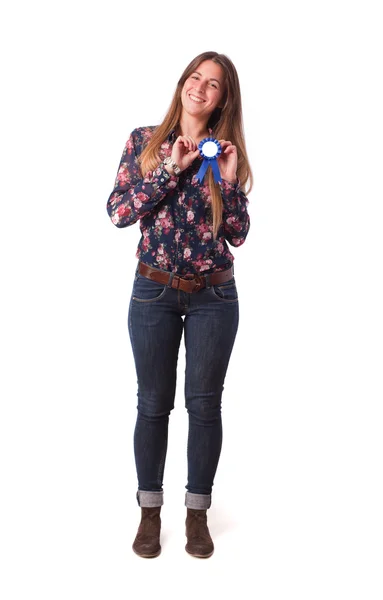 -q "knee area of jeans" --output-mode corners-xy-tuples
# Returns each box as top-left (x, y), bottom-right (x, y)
(137, 406), (172, 420)
(137, 395), (174, 417)
(186, 397), (222, 420)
